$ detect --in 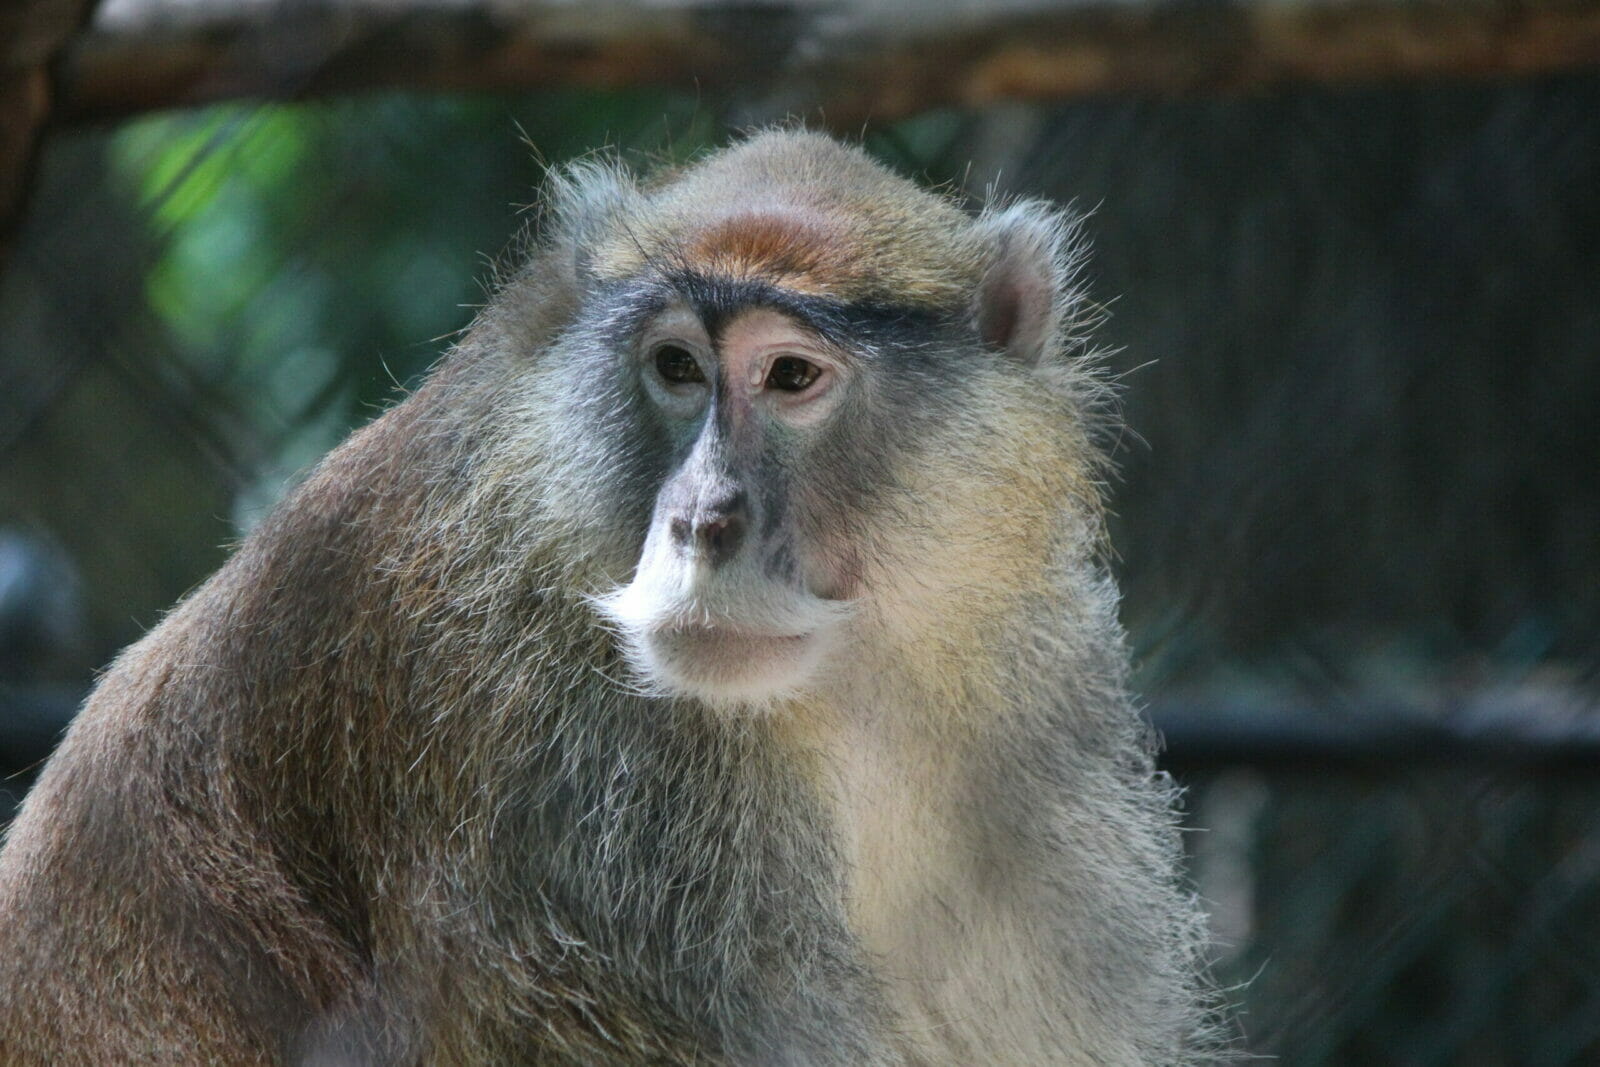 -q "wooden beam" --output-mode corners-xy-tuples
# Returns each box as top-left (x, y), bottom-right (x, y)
(1149, 695), (1600, 771)
(58, 0), (1600, 125)
(1, 0), (99, 261)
